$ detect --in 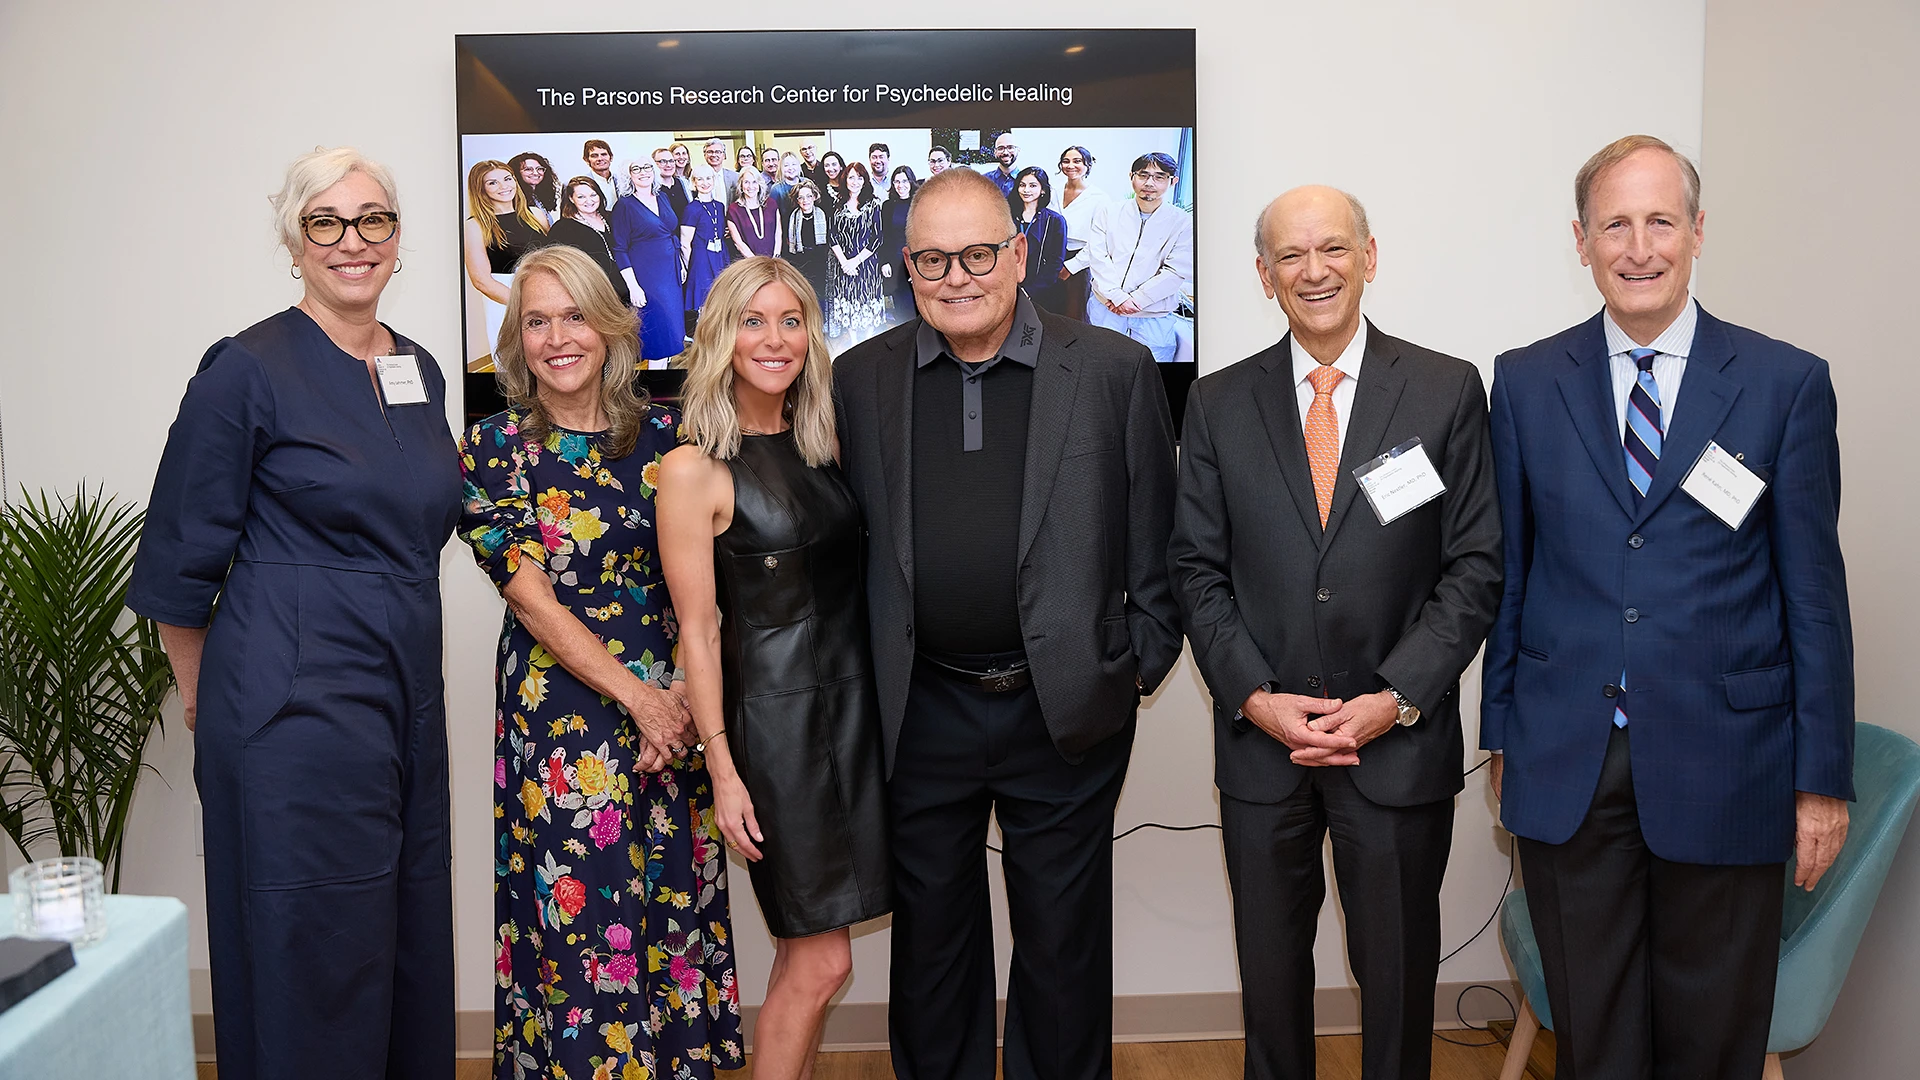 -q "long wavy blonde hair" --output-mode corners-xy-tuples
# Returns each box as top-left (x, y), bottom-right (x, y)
(677, 256), (836, 467)
(492, 246), (649, 458)
(467, 159), (547, 250)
